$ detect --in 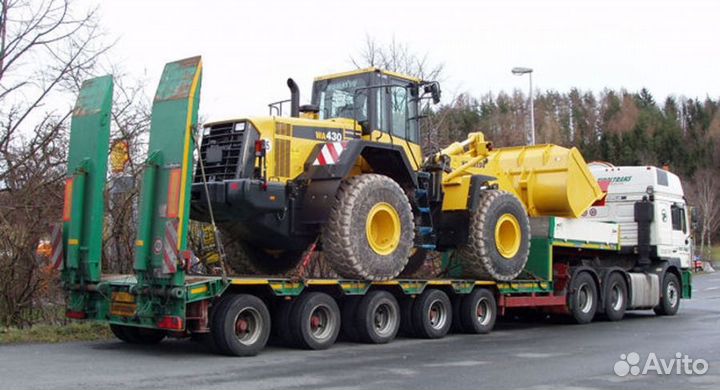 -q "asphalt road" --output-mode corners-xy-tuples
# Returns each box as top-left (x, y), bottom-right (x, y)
(1, 272), (719, 390)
